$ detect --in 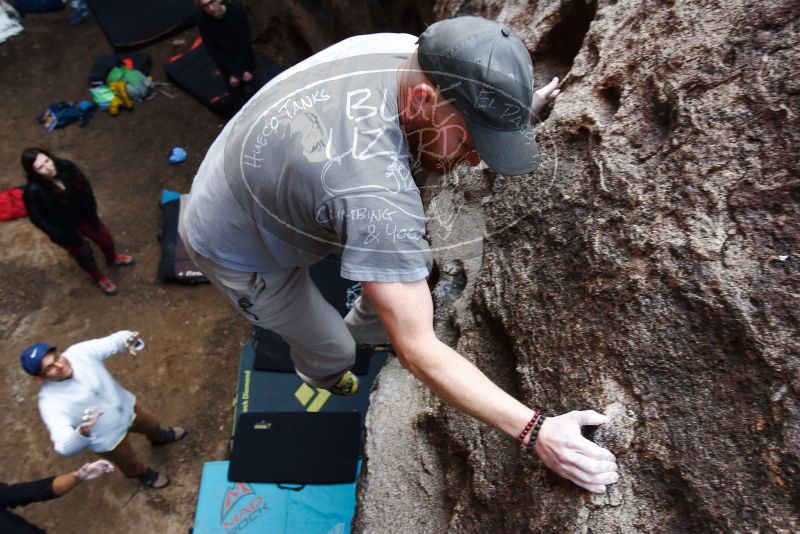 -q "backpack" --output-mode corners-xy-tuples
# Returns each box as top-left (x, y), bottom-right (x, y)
(38, 101), (94, 130)
(0, 187), (26, 222)
(106, 66), (154, 102)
